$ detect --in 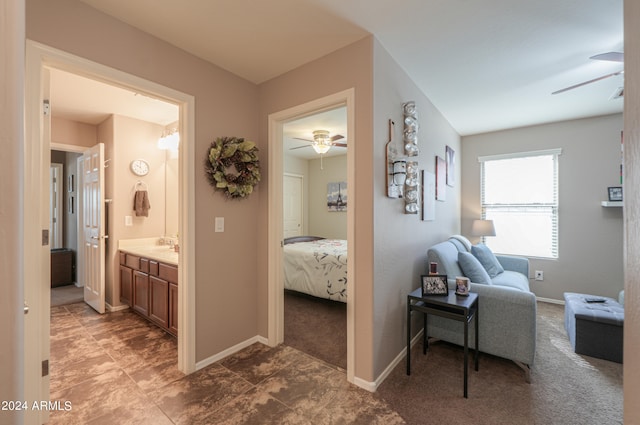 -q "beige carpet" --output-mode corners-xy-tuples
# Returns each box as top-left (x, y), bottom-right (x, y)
(377, 302), (623, 425)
